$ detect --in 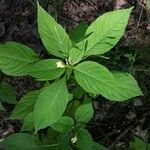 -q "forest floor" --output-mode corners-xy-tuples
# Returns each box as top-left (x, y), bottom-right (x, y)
(0, 0), (150, 149)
